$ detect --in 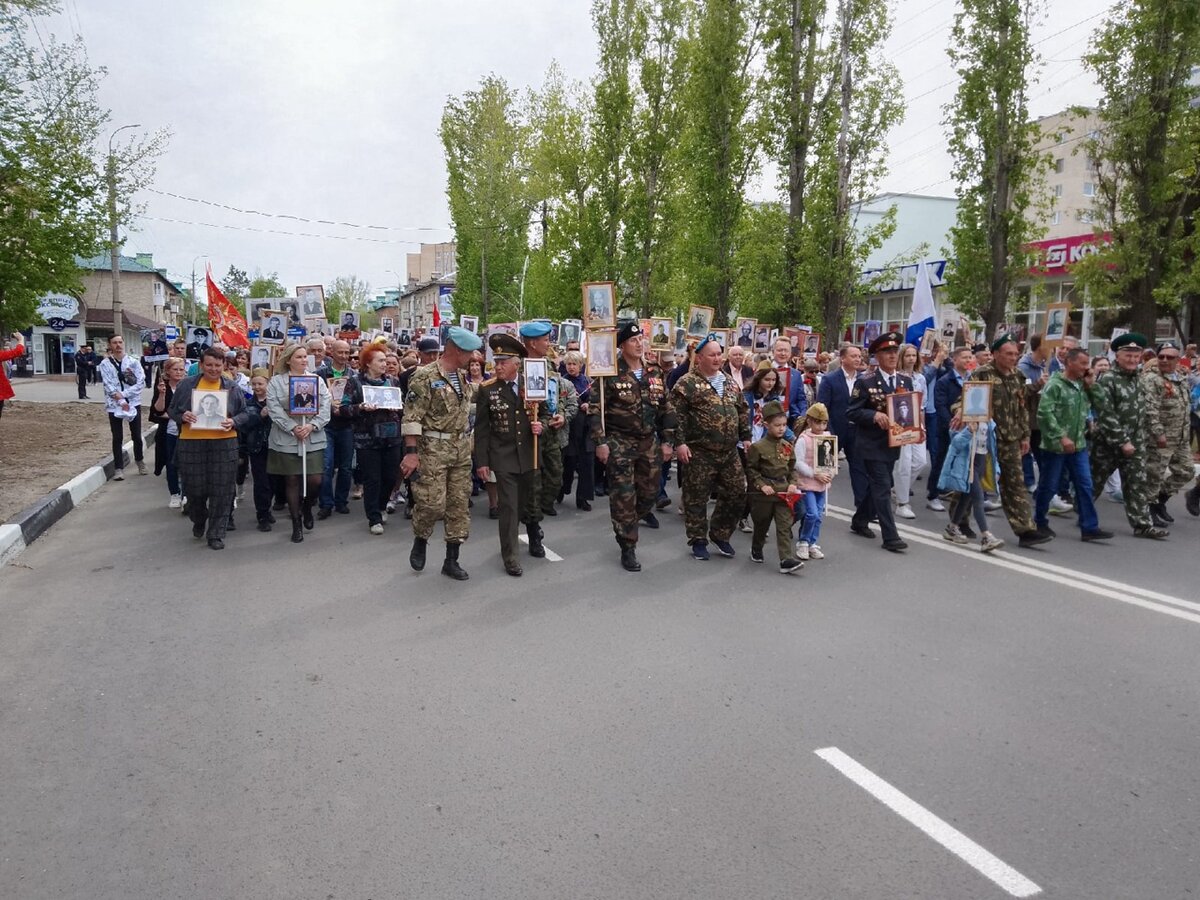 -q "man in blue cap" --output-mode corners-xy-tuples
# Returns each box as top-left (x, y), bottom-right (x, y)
(520, 320), (578, 524)
(401, 325), (484, 579)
